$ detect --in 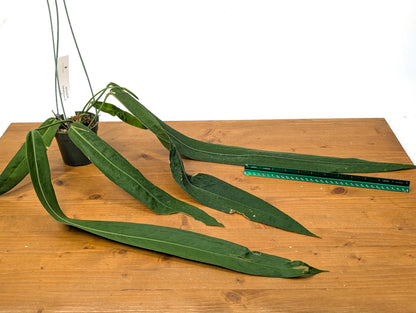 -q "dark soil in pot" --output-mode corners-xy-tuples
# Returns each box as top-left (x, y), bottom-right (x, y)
(55, 112), (98, 166)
